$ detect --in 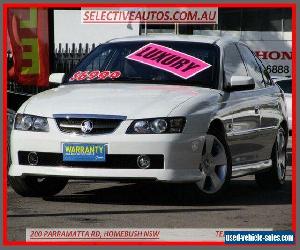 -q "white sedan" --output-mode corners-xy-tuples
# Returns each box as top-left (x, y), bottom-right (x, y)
(9, 35), (288, 198)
